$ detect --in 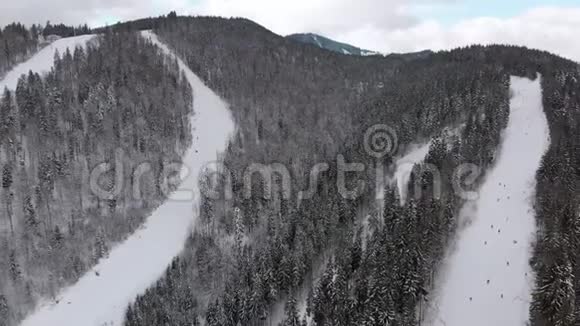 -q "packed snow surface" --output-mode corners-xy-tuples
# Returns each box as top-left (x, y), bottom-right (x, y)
(428, 76), (550, 326)
(375, 142), (431, 204)
(0, 34), (95, 91)
(19, 31), (234, 326)
(393, 142), (431, 203)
